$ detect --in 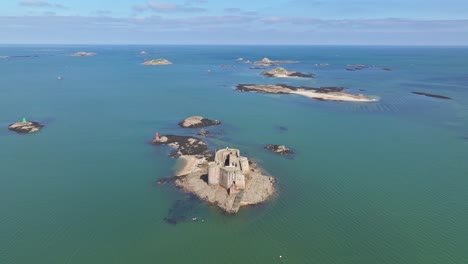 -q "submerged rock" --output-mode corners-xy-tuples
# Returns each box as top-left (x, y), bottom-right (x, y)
(8, 120), (43, 134)
(412, 92), (451, 100)
(178, 116), (221, 128)
(197, 129), (209, 137)
(70, 51), (96, 57)
(265, 144), (294, 156)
